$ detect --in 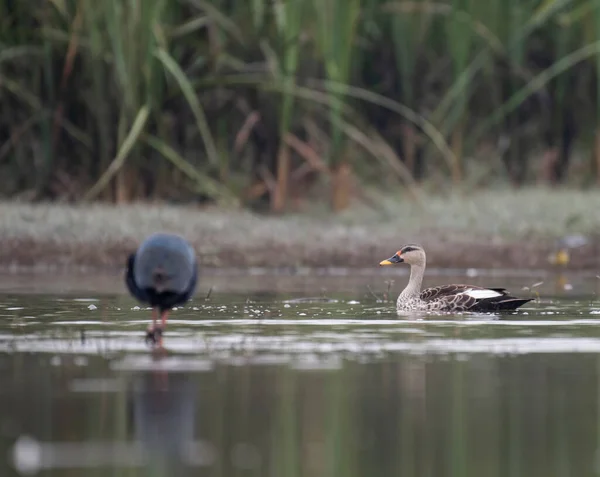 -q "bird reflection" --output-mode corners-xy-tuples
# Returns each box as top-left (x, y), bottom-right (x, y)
(129, 356), (199, 473)
(11, 360), (209, 475)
